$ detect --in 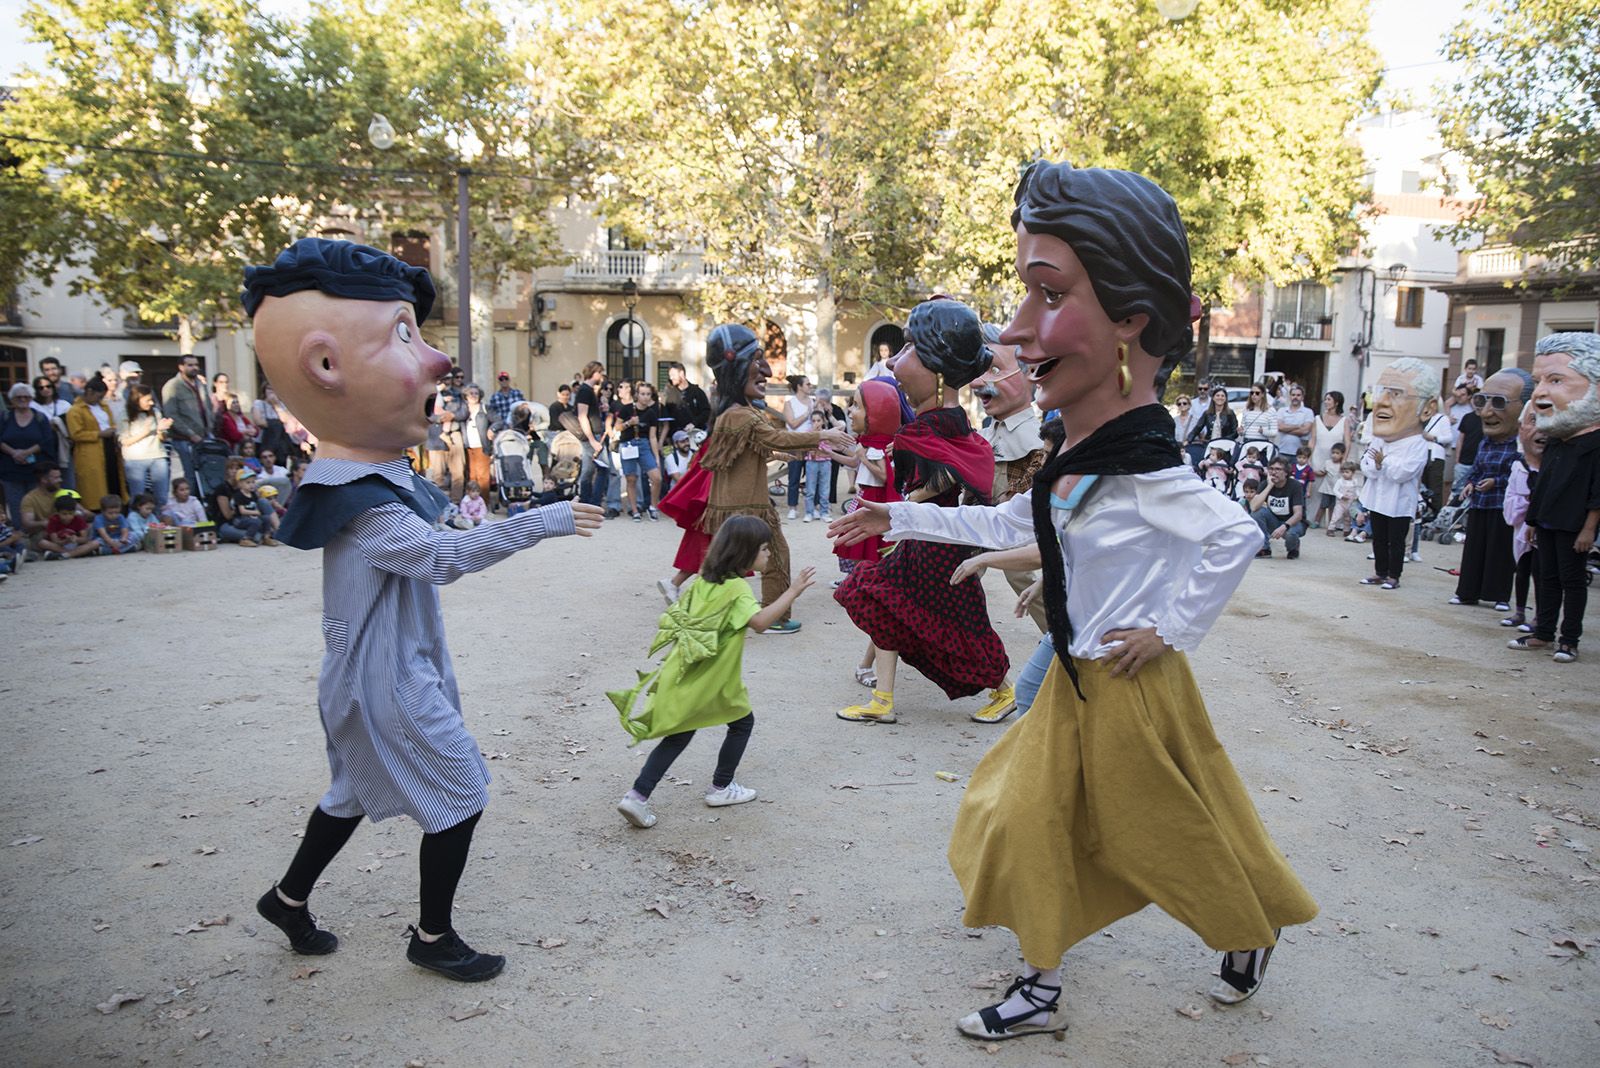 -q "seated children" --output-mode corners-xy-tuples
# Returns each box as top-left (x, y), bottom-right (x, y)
(1238, 479), (1262, 509)
(125, 493), (158, 547)
(92, 494), (140, 555)
(1235, 446), (1266, 499)
(40, 489), (98, 559)
(0, 516), (24, 578)
(459, 480), (488, 526)
(162, 478), (209, 528)
(1201, 446), (1233, 493)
